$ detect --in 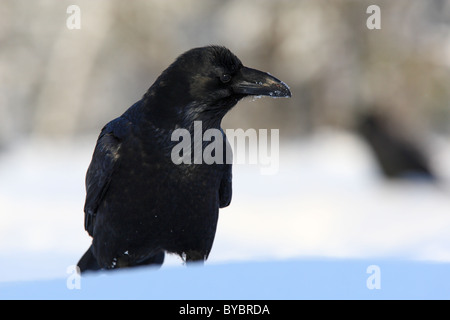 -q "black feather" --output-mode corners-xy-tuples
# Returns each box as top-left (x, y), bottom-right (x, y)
(77, 46), (291, 272)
